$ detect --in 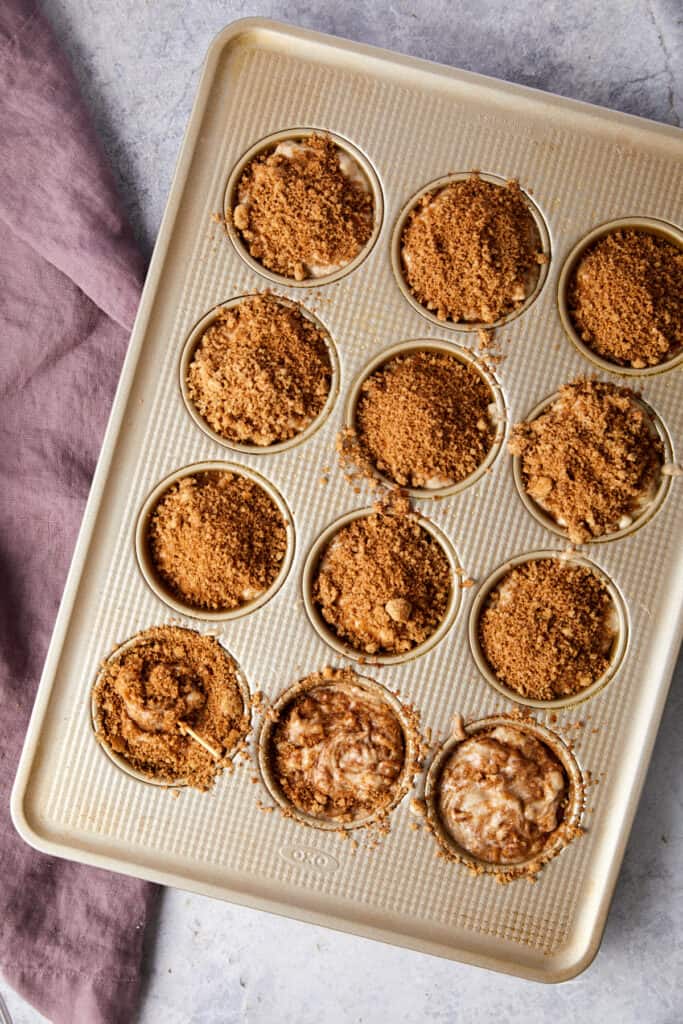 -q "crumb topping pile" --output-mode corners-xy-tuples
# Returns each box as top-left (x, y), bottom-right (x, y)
(400, 174), (542, 323)
(346, 350), (496, 489)
(147, 470), (287, 611)
(510, 378), (663, 543)
(232, 134), (374, 281)
(479, 558), (616, 701)
(313, 512), (451, 655)
(187, 295), (333, 446)
(438, 725), (567, 864)
(269, 668), (406, 823)
(569, 229), (683, 368)
(93, 626), (248, 789)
